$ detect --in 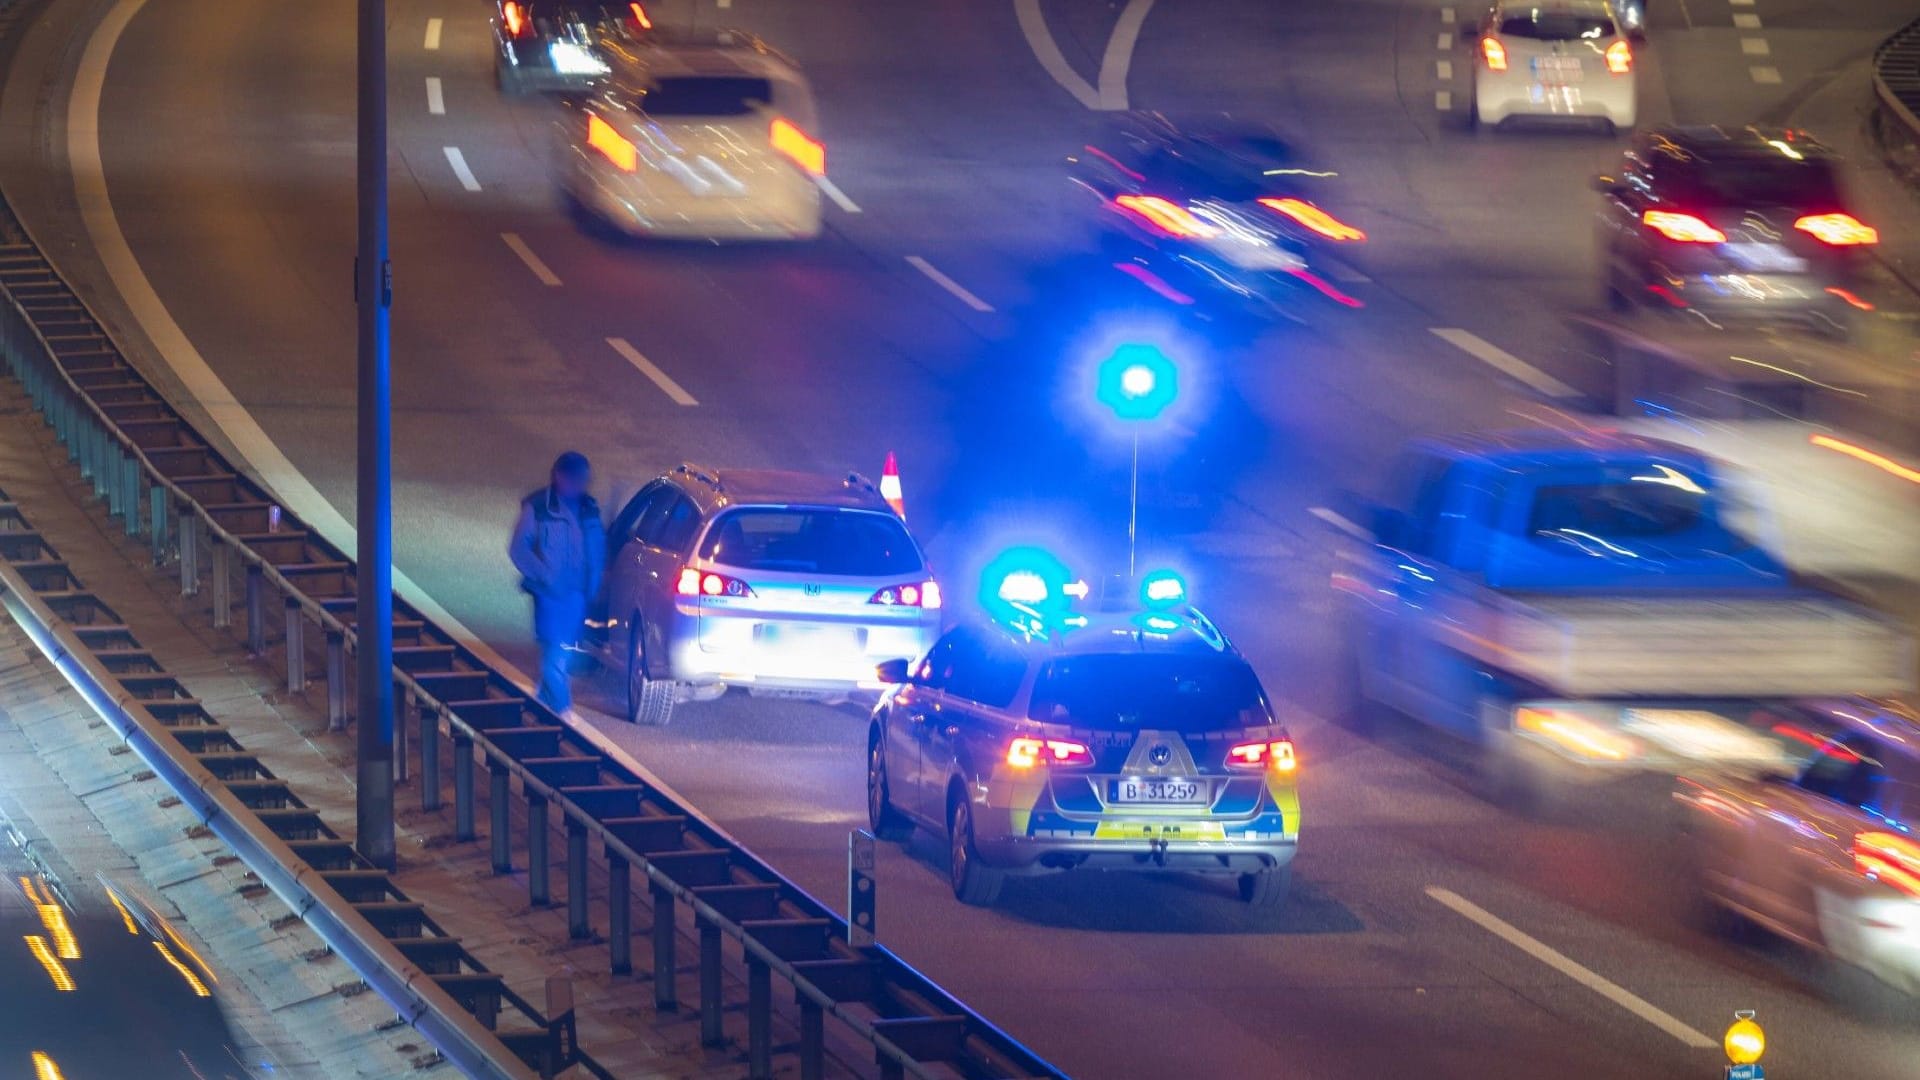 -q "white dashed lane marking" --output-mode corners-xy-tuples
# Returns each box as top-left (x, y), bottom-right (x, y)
(501, 233), (561, 287)
(1733, 13), (1761, 28)
(1751, 65), (1782, 84)
(1436, 90), (1453, 111)
(1429, 327), (1579, 399)
(1437, 59), (1453, 80)
(424, 17), (442, 49)
(1441, 6), (1455, 23)
(443, 147), (481, 191)
(426, 77), (445, 115)
(608, 338), (699, 406)
(905, 256), (995, 313)
(1436, 32), (1453, 49)
(815, 176), (861, 213)
(1741, 38), (1771, 56)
